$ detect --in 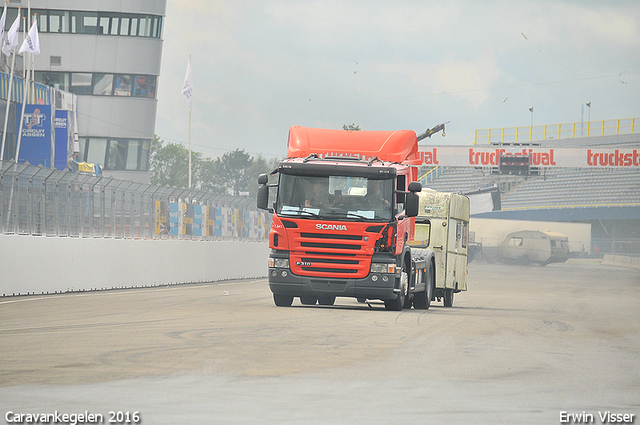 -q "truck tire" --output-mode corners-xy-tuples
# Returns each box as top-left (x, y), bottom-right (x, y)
(443, 288), (454, 307)
(414, 267), (434, 310)
(385, 266), (408, 311)
(273, 293), (294, 307)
